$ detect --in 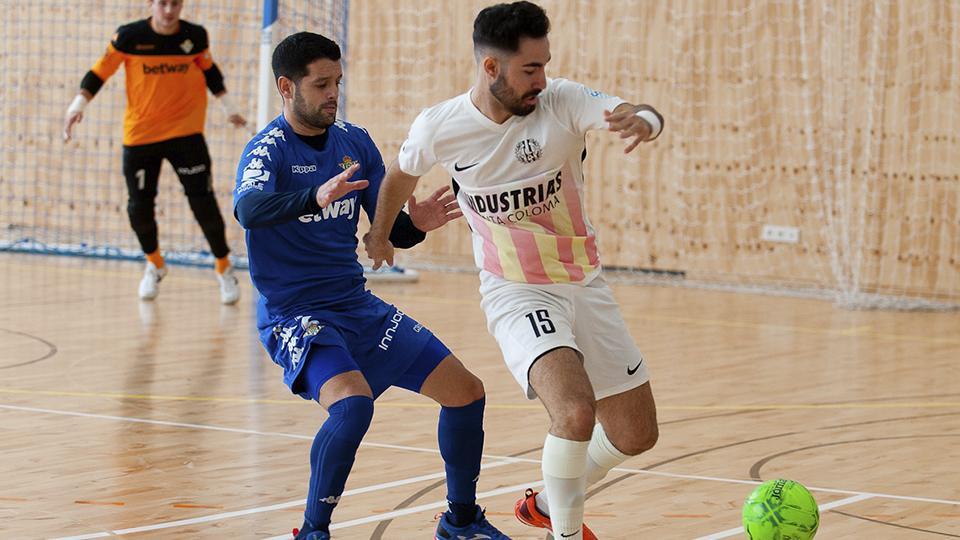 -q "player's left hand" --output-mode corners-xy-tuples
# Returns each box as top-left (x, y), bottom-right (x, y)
(406, 185), (463, 233)
(228, 113), (248, 128)
(604, 107), (654, 154)
(363, 232), (395, 270)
